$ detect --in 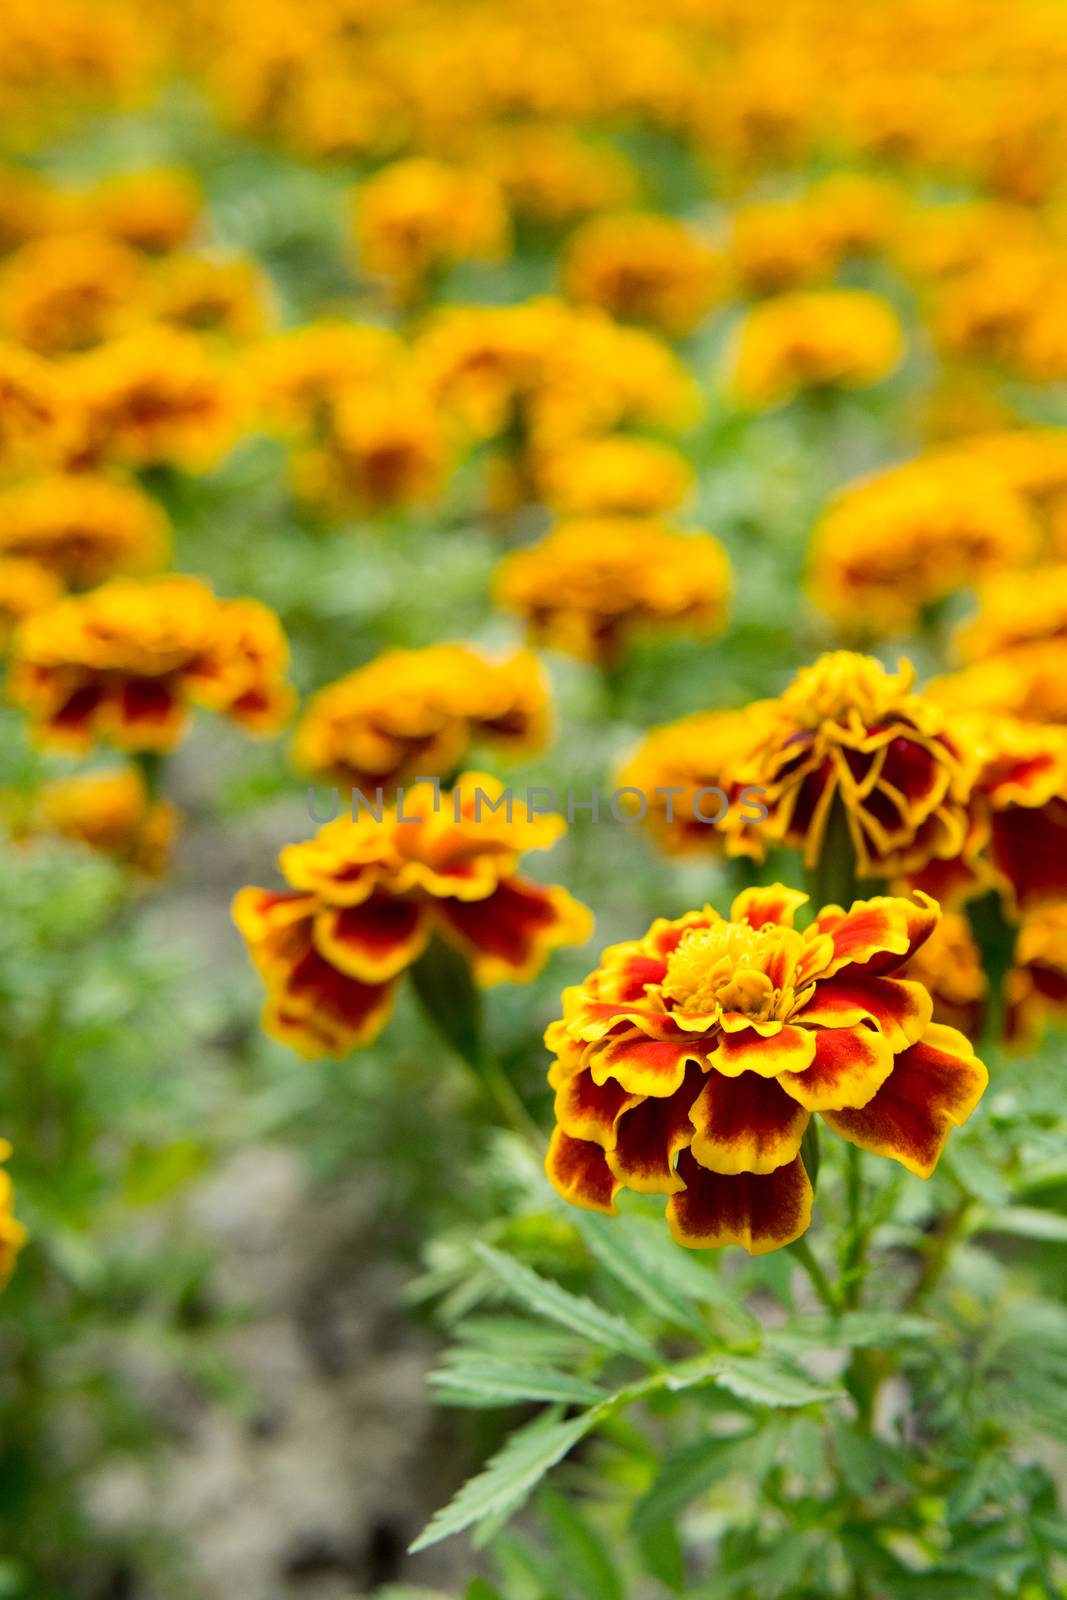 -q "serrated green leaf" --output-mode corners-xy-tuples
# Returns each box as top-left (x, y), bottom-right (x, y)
(631, 1432), (757, 1535)
(711, 1356), (842, 1408)
(409, 1409), (599, 1554)
(454, 1316), (588, 1361)
(473, 1244), (658, 1363)
(430, 1356), (609, 1409)
(538, 1485), (624, 1600)
(573, 1212), (708, 1338)
(768, 1311), (935, 1352)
